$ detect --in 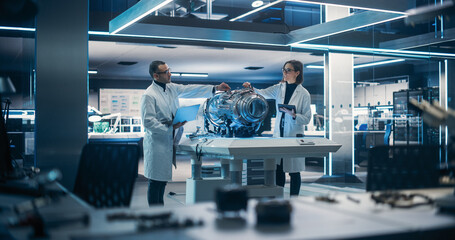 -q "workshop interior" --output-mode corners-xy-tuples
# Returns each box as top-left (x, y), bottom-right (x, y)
(1, 0), (455, 239)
